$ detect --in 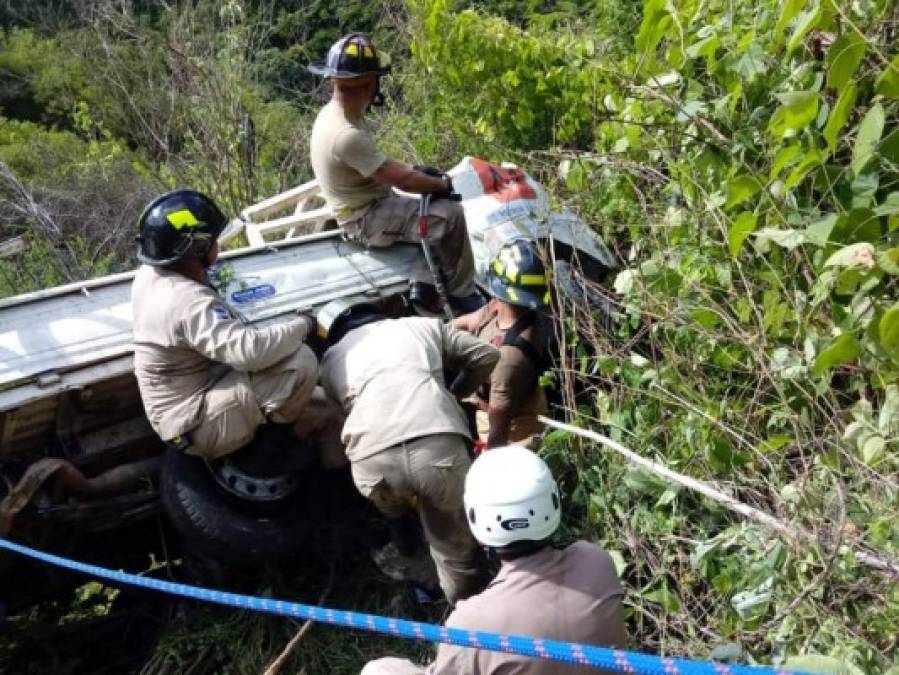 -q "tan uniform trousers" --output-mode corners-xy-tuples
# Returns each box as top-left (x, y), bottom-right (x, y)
(351, 433), (487, 605)
(346, 194), (477, 298)
(474, 409), (543, 451)
(187, 344), (319, 460)
(291, 385), (349, 469)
